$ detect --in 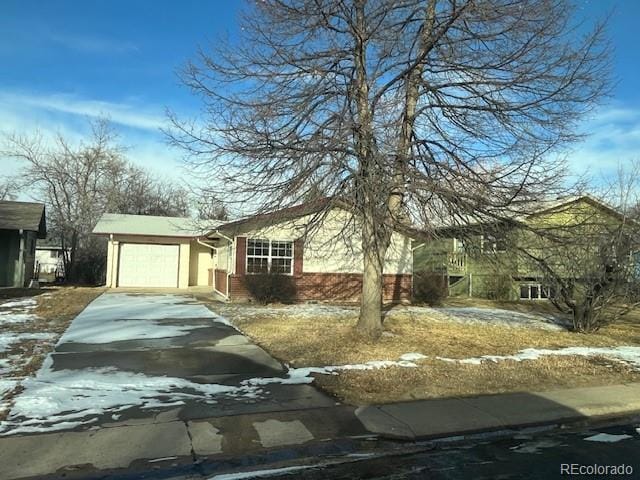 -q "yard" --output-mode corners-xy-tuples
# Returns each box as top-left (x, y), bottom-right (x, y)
(0, 287), (104, 419)
(209, 299), (640, 405)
